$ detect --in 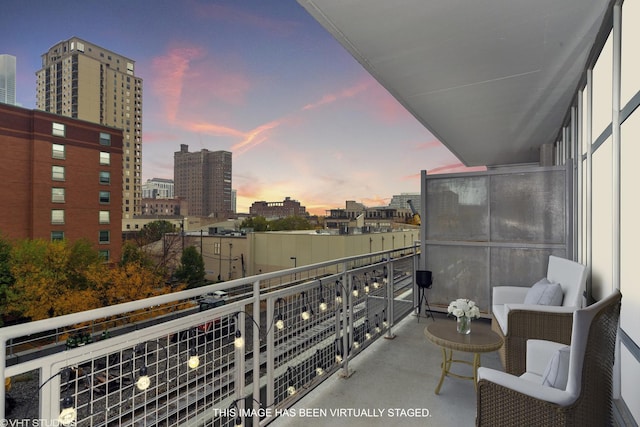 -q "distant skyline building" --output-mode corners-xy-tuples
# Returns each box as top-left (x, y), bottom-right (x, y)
(0, 54), (16, 105)
(142, 177), (174, 199)
(174, 144), (232, 219)
(250, 197), (308, 218)
(389, 192), (420, 213)
(35, 37), (143, 219)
